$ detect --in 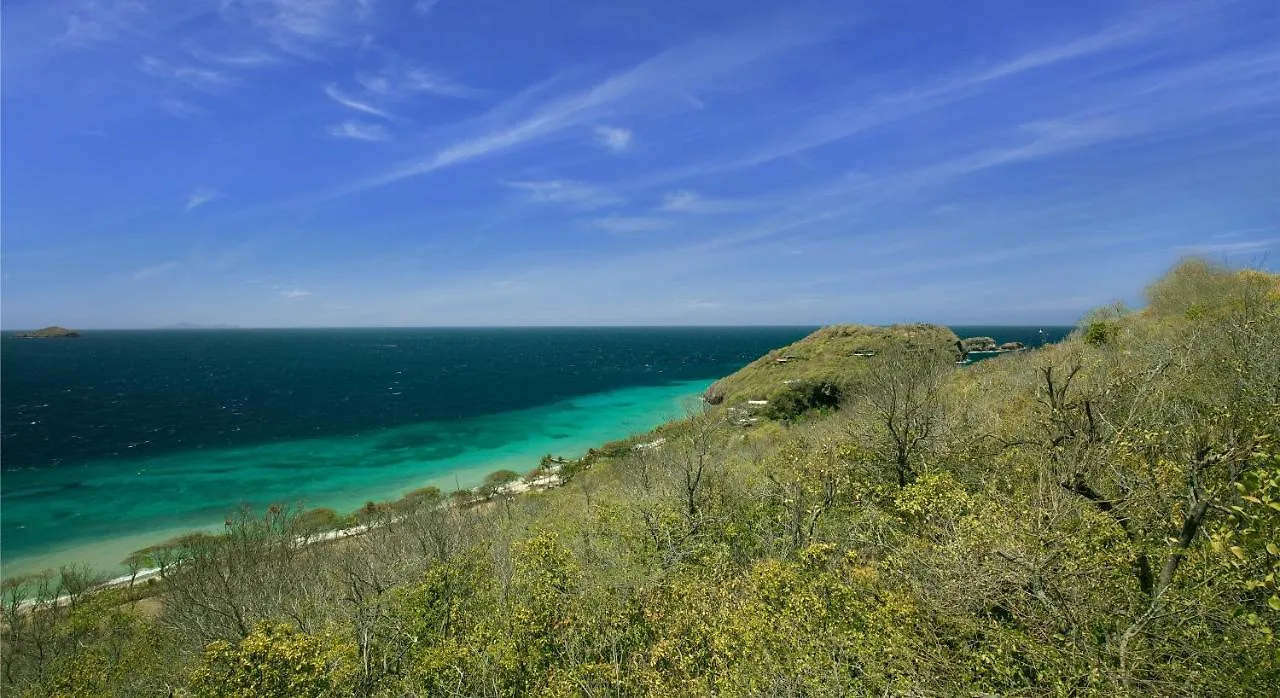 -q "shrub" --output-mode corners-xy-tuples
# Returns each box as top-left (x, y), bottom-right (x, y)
(294, 507), (341, 532)
(189, 621), (356, 698)
(764, 380), (842, 421)
(1083, 320), (1118, 346)
(483, 469), (520, 487)
(393, 486), (444, 511)
(449, 488), (473, 504)
(479, 469), (521, 497)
